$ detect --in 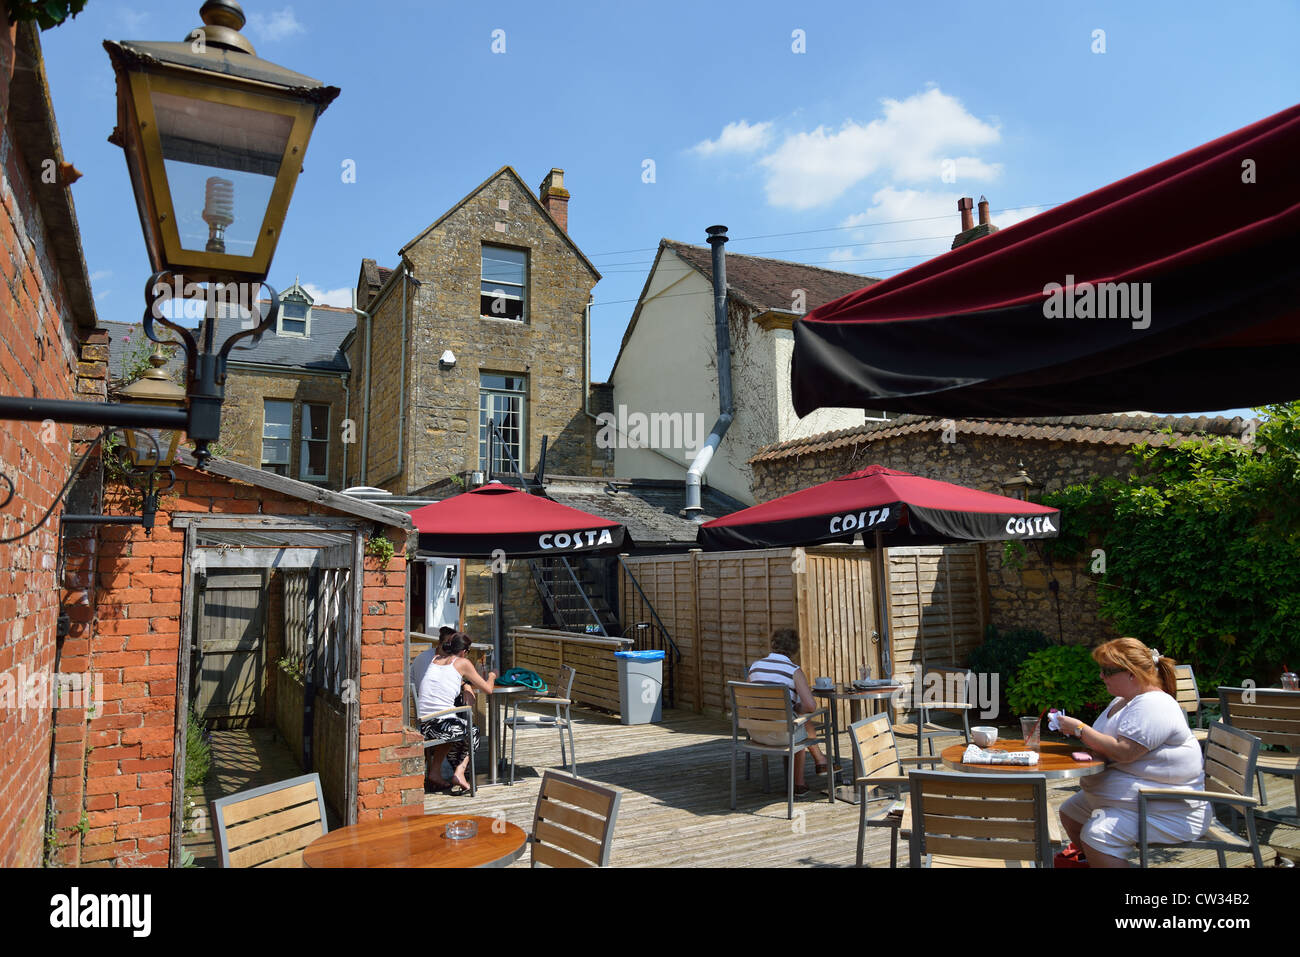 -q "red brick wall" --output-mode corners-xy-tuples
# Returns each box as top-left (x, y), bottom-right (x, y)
(73, 466), (421, 865)
(357, 553), (425, 821)
(0, 83), (87, 868)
